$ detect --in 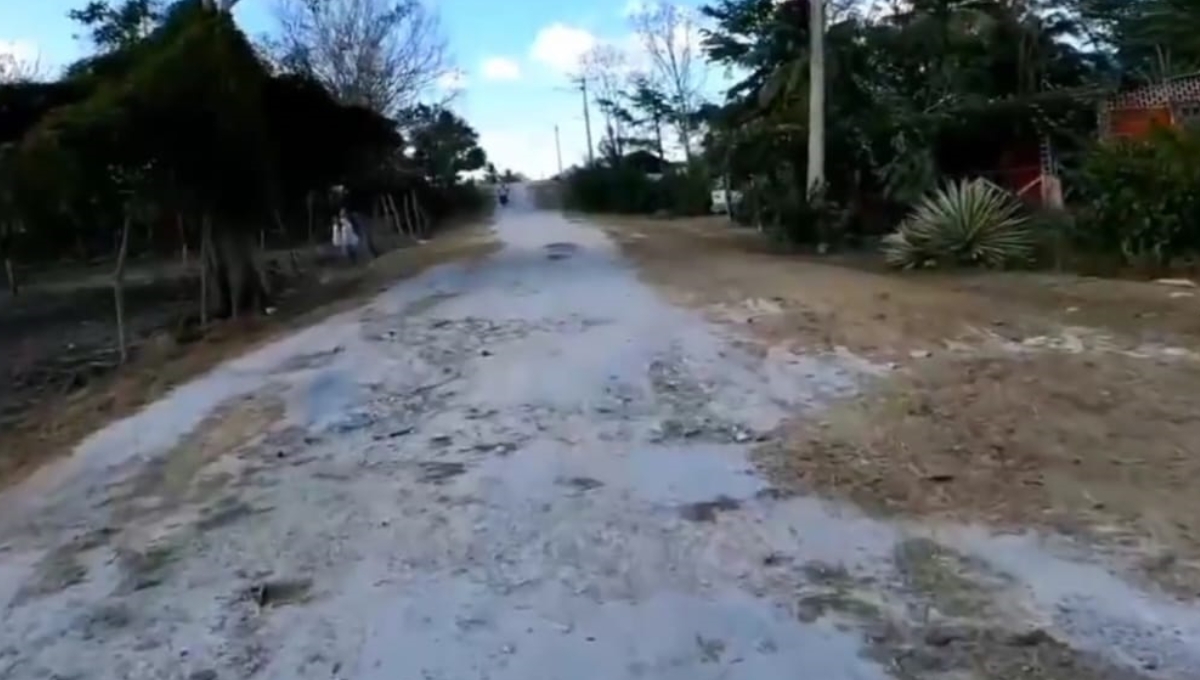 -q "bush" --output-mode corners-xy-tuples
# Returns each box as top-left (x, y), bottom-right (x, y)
(882, 178), (1032, 269)
(561, 161), (710, 216)
(1073, 128), (1200, 267)
(658, 164), (711, 216)
(563, 164), (659, 213)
